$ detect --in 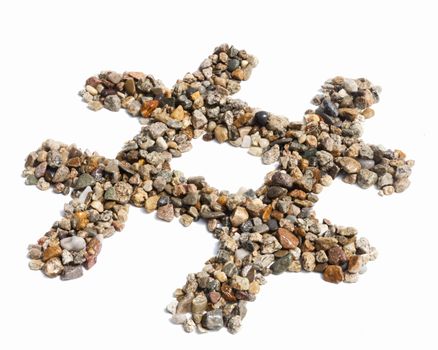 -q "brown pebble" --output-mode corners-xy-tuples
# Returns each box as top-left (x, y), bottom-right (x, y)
(140, 100), (159, 118)
(348, 255), (363, 273)
(277, 228), (299, 249)
(42, 245), (62, 262)
(327, 246), (347, 265)
(323, 265), (344, 283)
